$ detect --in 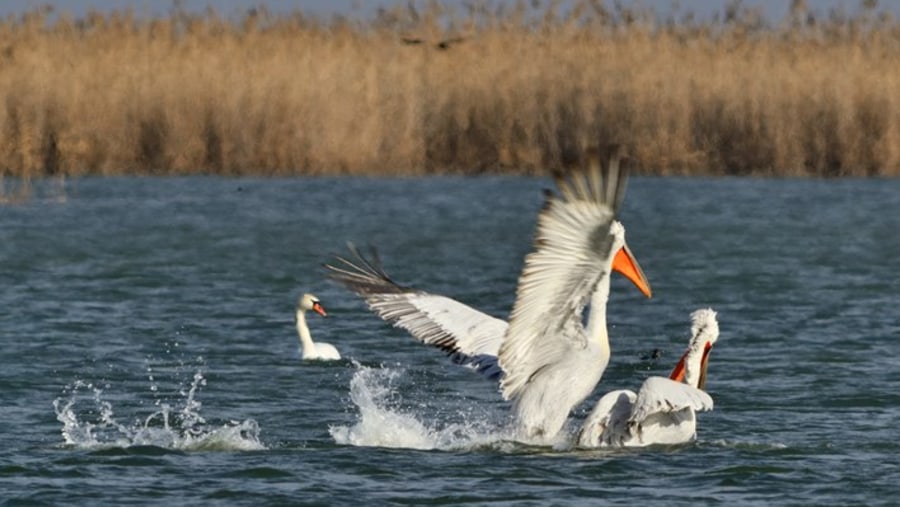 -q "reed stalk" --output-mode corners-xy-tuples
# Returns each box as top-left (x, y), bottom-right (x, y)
(1, 1), (899, 179)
